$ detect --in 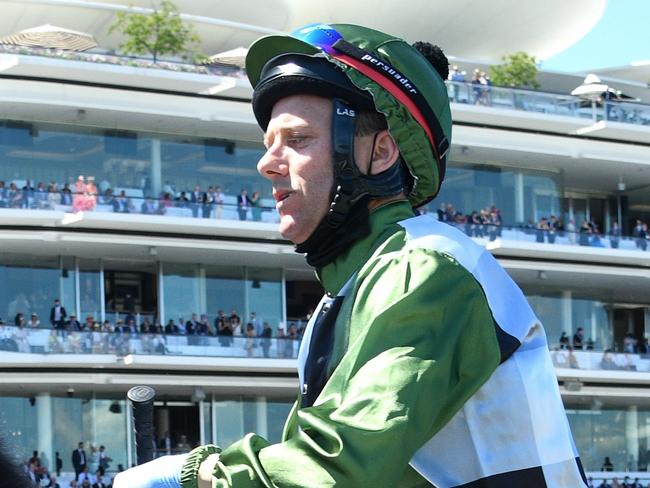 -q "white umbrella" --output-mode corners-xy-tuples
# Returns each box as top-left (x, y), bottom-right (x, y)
(571, 74), (639, 121)
(571, 74), (611, 100)
(206, 47), (248, 68)
(0, 24), (98, 52)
